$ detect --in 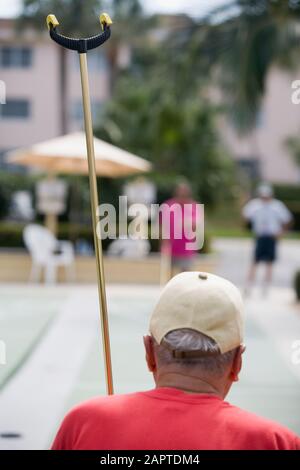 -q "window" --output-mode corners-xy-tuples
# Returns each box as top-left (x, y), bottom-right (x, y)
(255, 110), (265, 128)
(0, 148), (25, 172)
(0, 149), (11, 170)
(0, 99), (30, 118)
(0, 46), (32, 68)
(0, 149), (7, 168)
(237, 158), (260, 181)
